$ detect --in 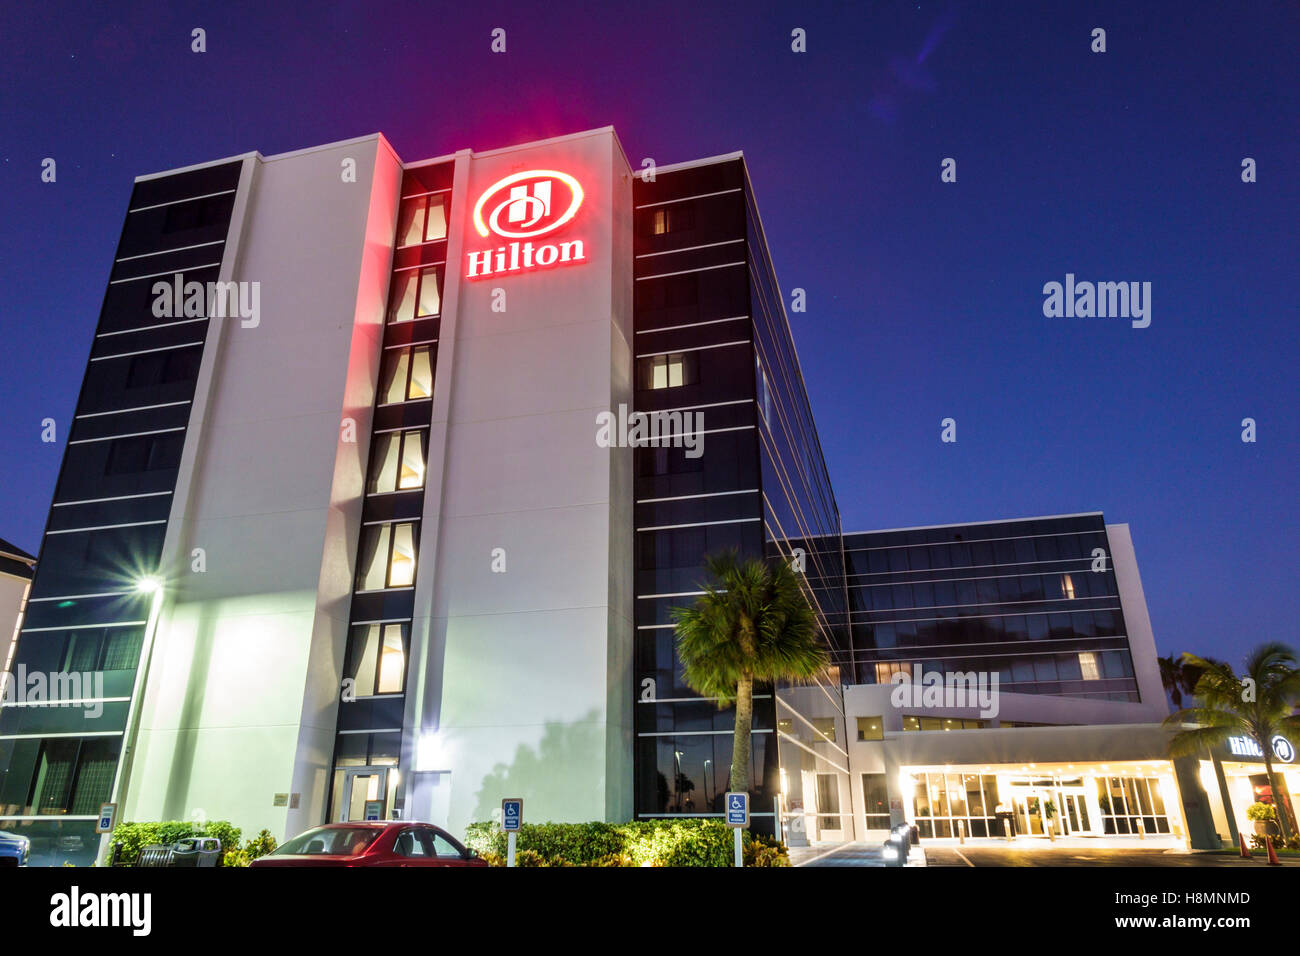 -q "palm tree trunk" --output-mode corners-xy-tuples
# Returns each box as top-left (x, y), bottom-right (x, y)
(1263, 757), (1294, 843)
(730, 672), (753, 794)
